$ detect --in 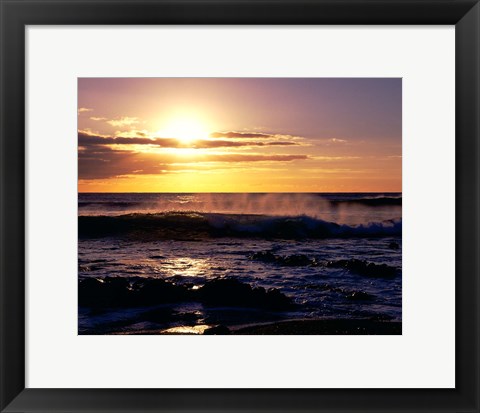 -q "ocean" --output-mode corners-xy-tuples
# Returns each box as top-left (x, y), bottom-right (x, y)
(78, 193), (402, 334)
